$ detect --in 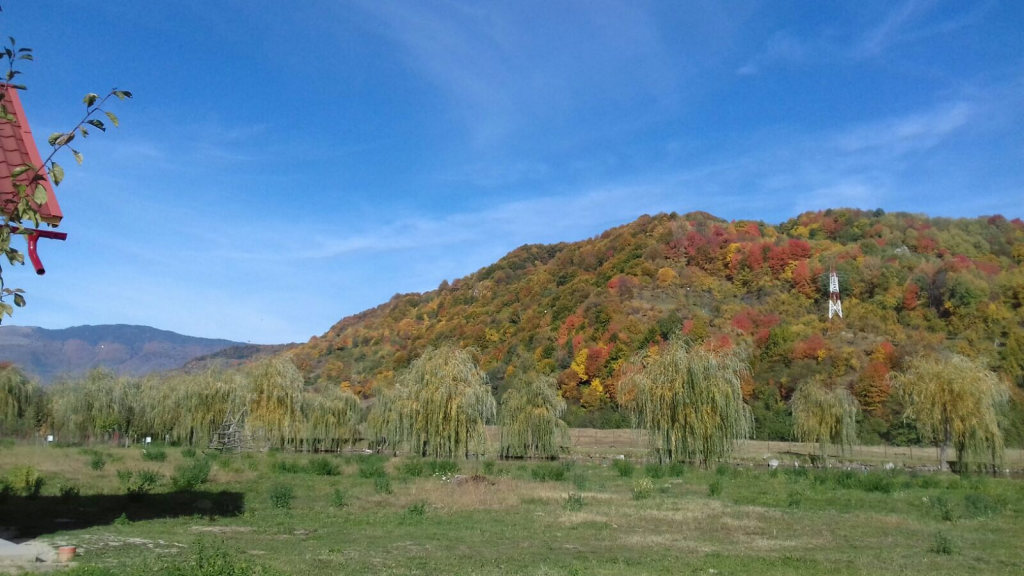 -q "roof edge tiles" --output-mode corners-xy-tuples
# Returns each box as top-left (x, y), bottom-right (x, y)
(0, 84), (62, 227)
